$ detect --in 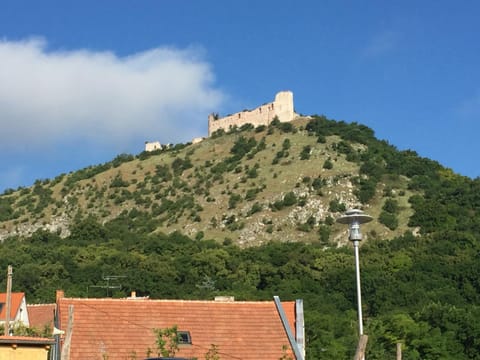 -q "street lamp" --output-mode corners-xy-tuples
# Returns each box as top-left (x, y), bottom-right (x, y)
(336, 209), (372, 337)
